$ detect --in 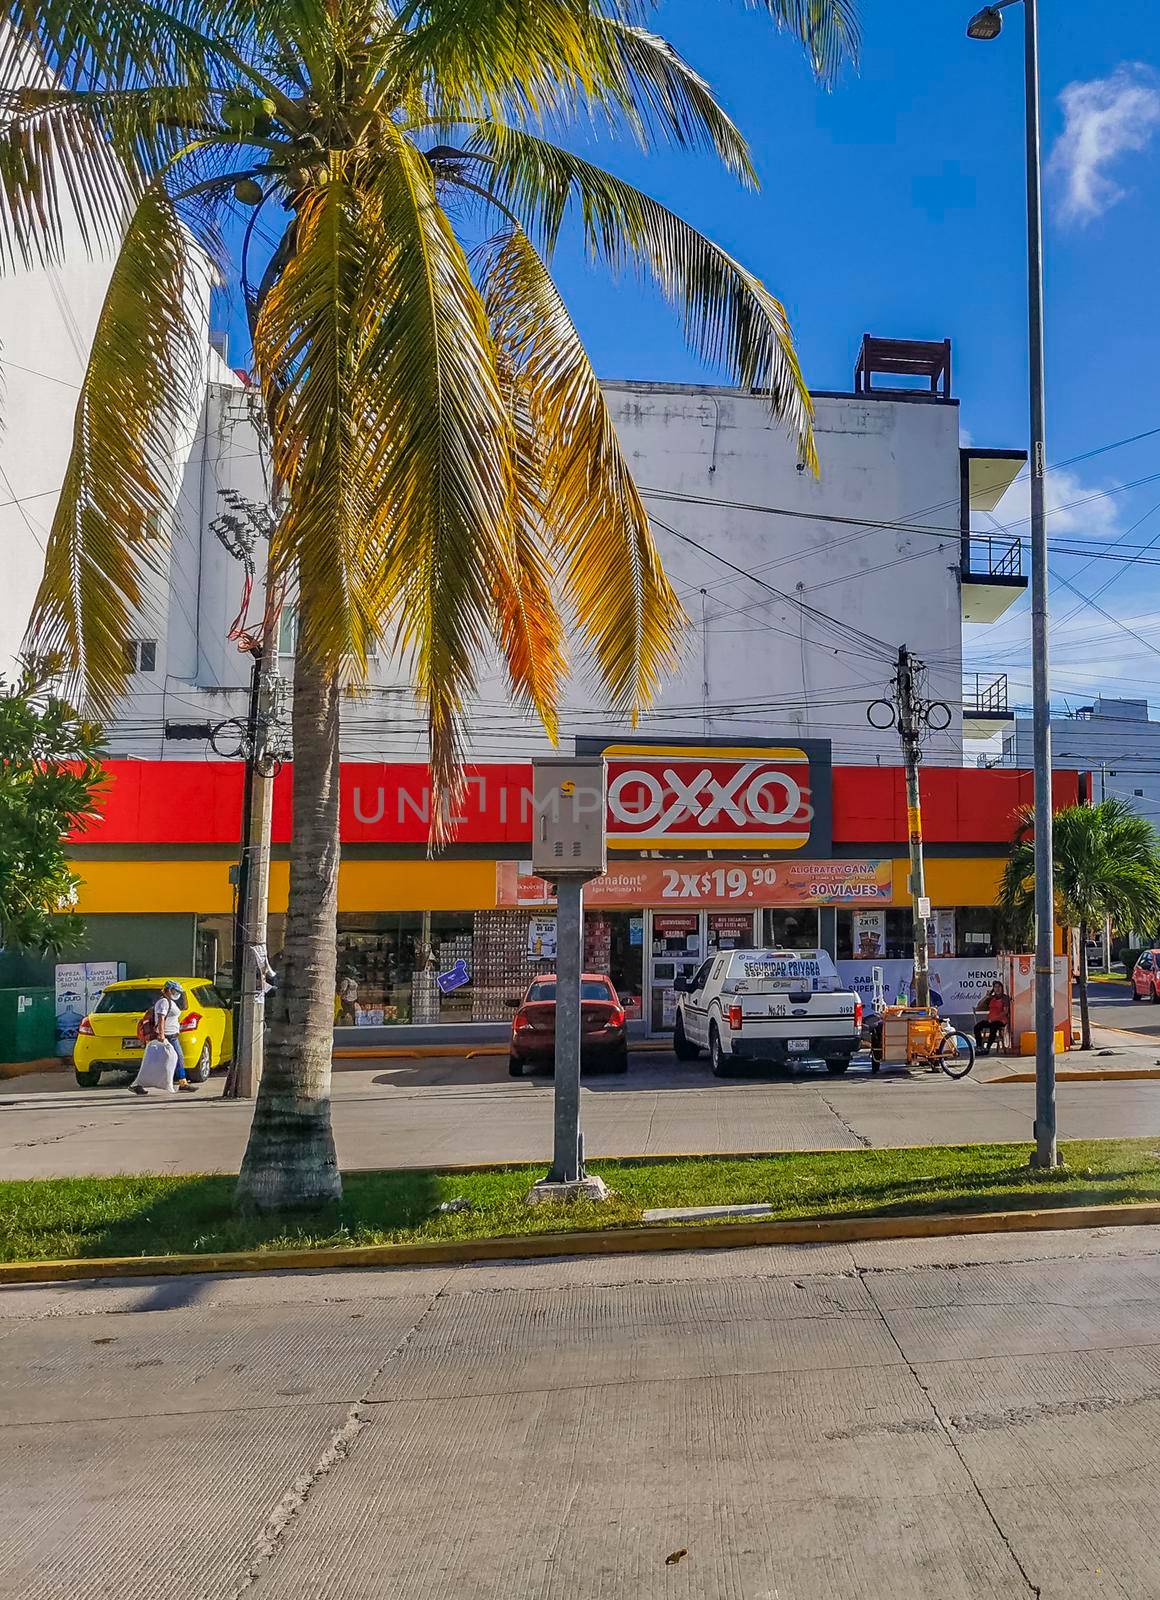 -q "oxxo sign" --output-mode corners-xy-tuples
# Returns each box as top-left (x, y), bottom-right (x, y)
(602, 744), (822, 852)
